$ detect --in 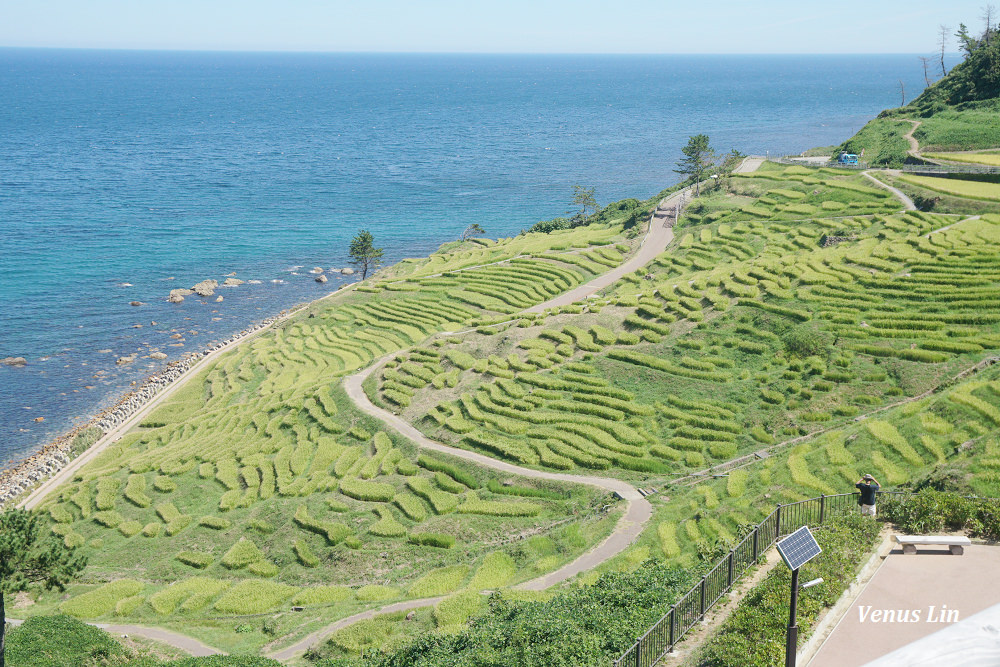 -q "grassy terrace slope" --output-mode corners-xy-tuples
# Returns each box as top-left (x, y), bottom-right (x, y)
(375, 162), (1000, 569)
(377, 164), (995, 484)
(12, 218), (658, 655)
(323, 161), (1000, 665)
